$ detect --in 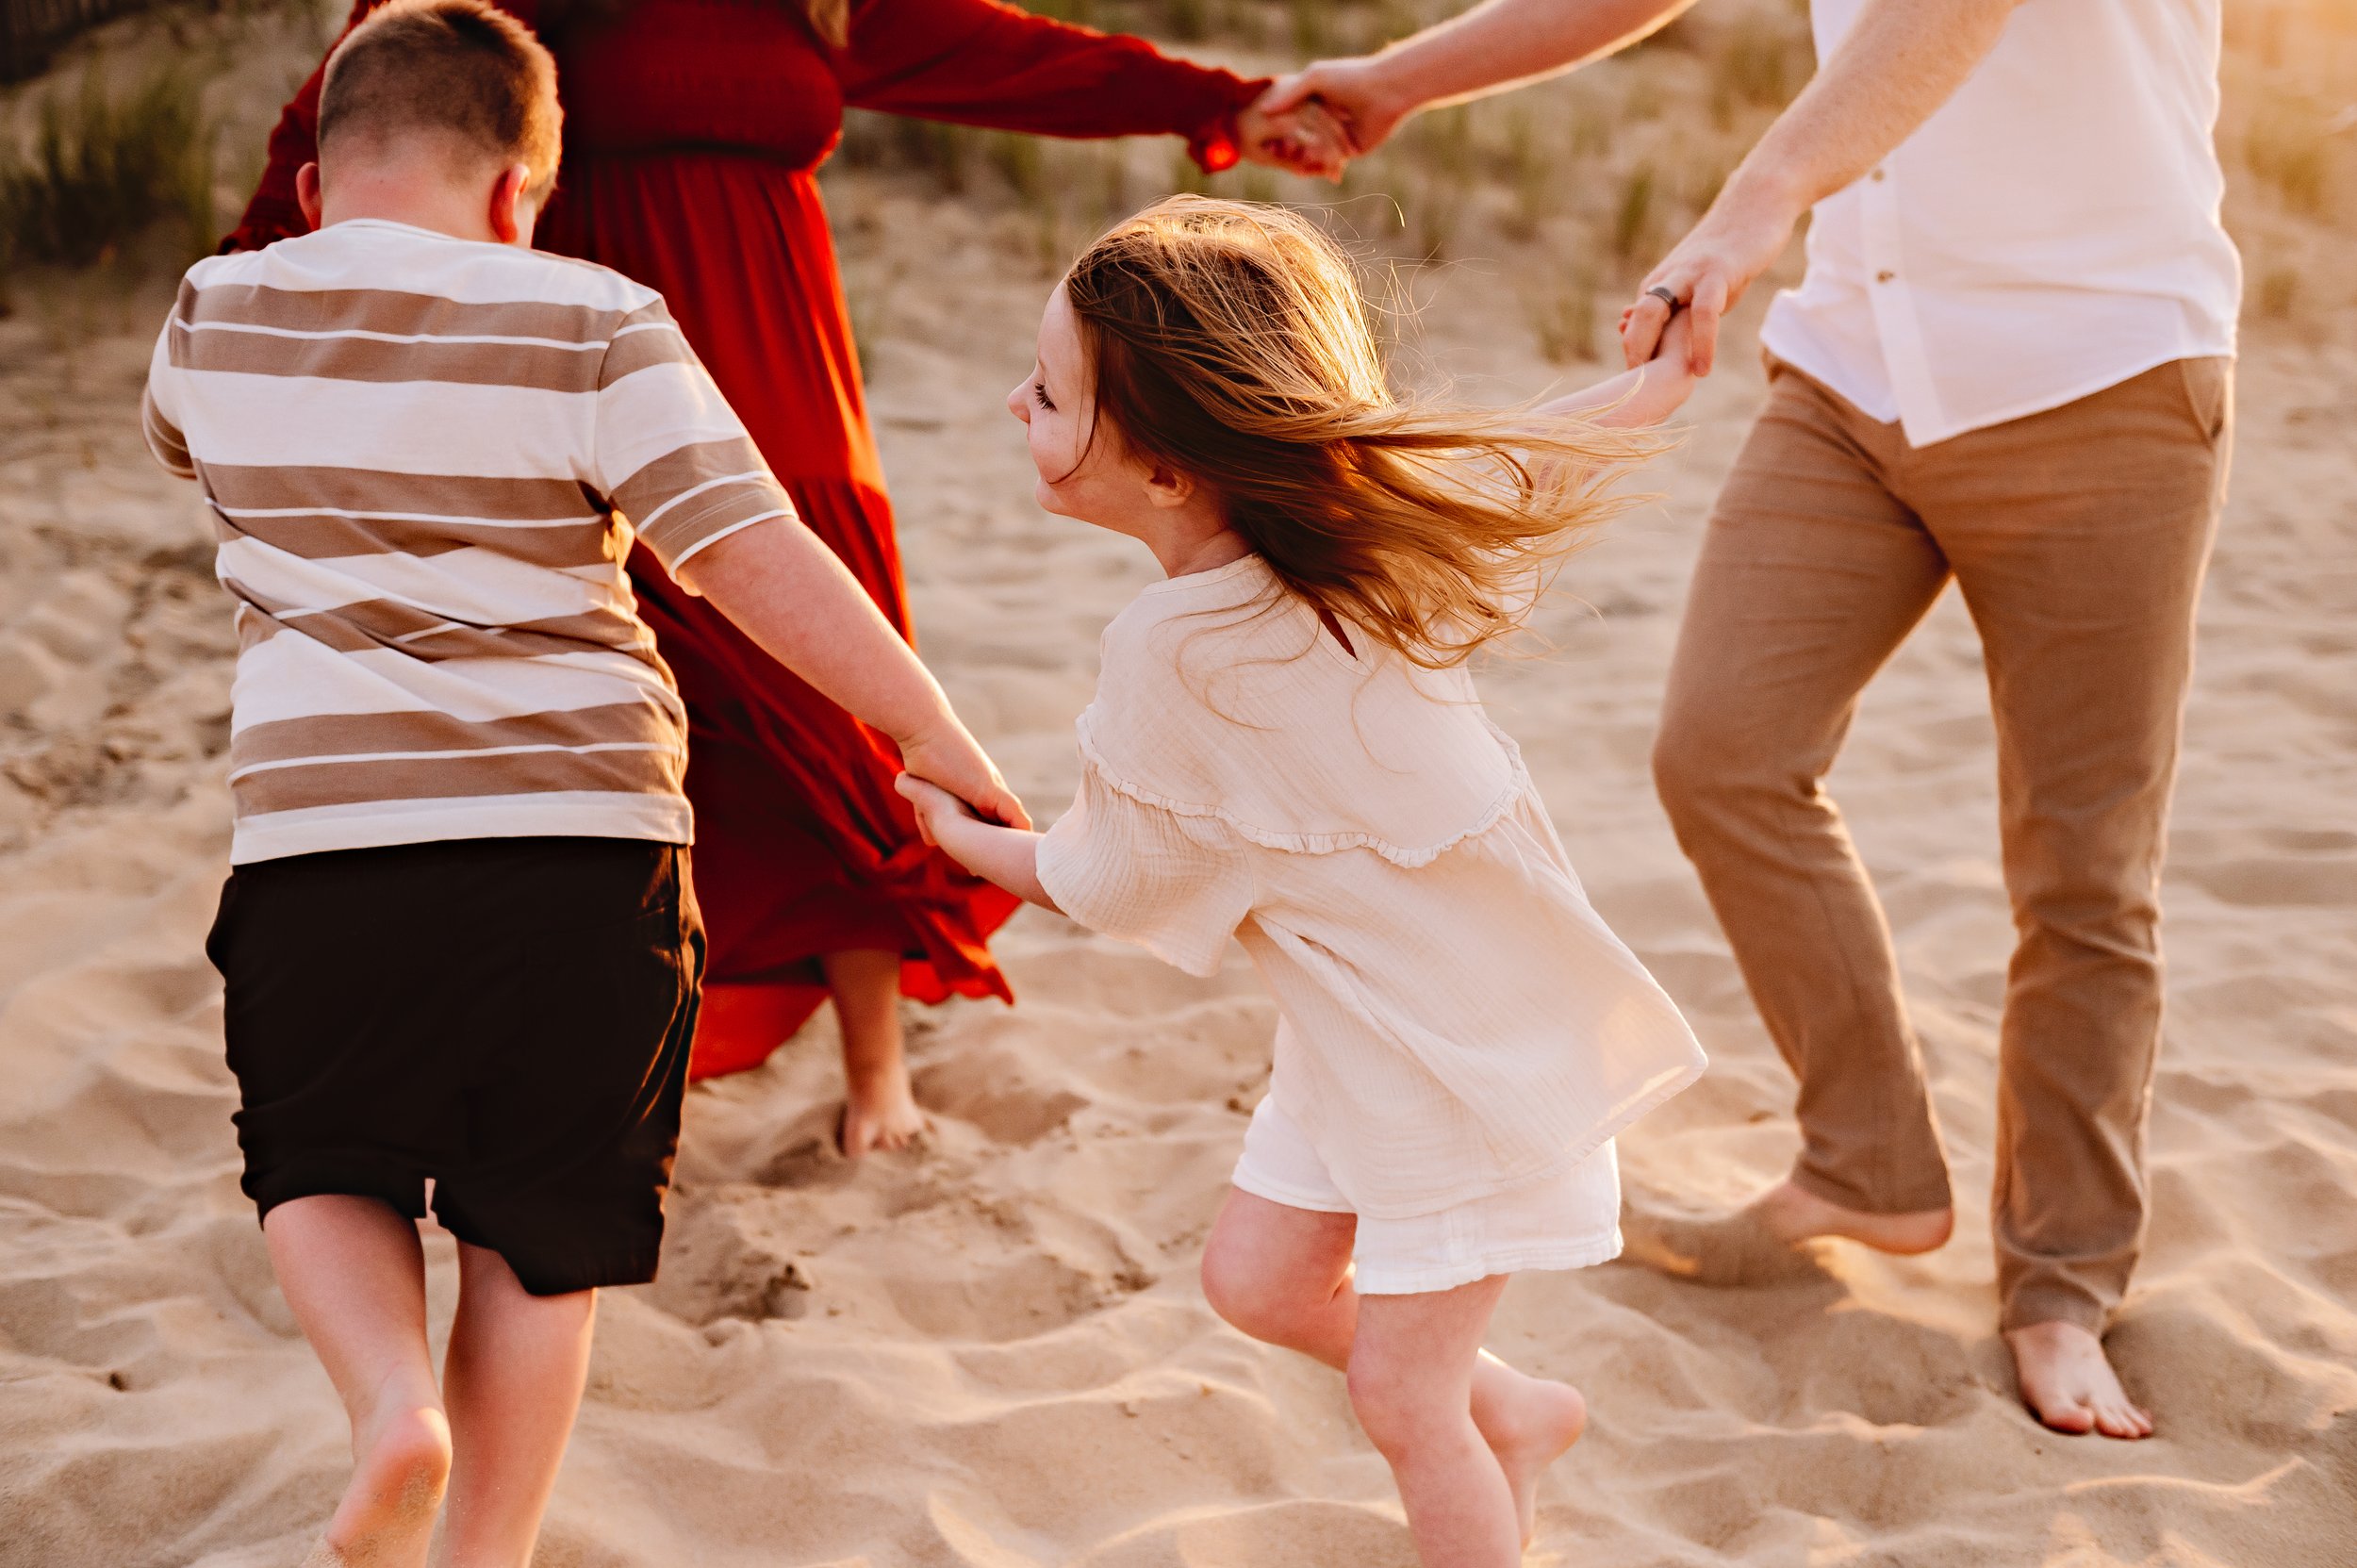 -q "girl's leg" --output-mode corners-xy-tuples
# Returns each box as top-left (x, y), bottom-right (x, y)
(1201, 1190), (1585, 1547)
(263, 1196), (452, 1568)
(824, 948), (926, 1157)
(434, 1244), (597, 1568)
(1352, 1278), (1521, 1568)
